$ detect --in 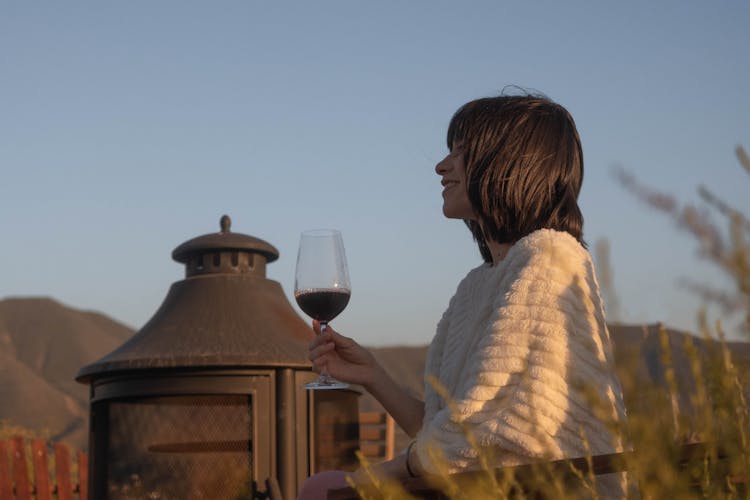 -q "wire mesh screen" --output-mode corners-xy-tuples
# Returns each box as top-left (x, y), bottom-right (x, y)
(105, 395), (253, 500)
